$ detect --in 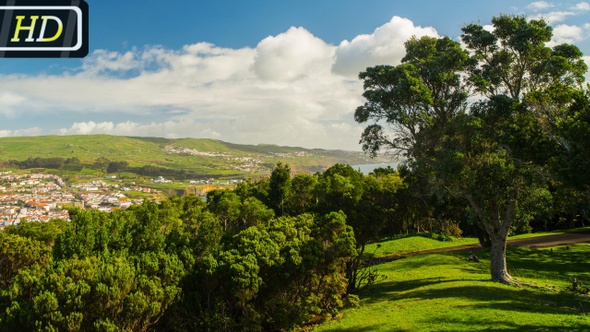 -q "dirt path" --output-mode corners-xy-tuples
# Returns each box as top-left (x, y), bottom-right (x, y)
(370, 231), (590, 265)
